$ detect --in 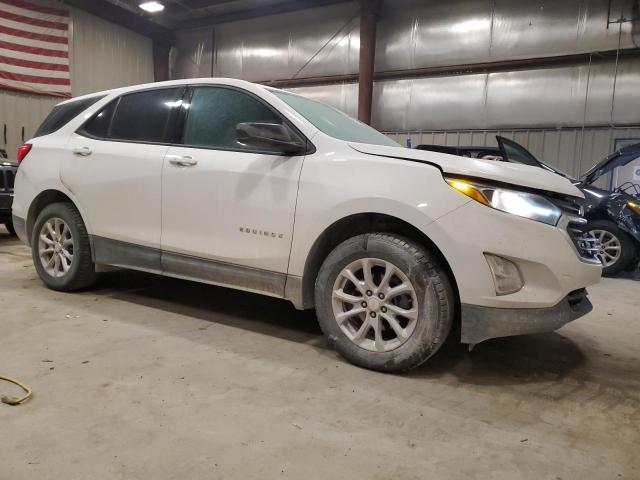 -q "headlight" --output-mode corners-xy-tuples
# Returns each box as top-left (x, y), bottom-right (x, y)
(627, 200), (640, 216)
(445, 177), (562, 226)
